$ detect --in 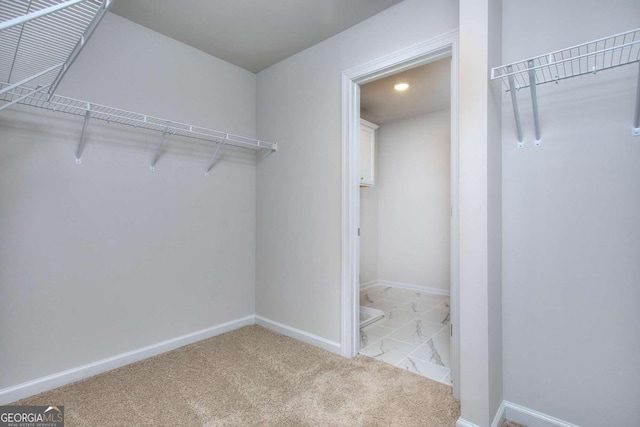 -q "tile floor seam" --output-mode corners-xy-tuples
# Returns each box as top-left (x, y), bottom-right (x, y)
(383, 325), (447, 348)
(360, 285), (452, 385)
